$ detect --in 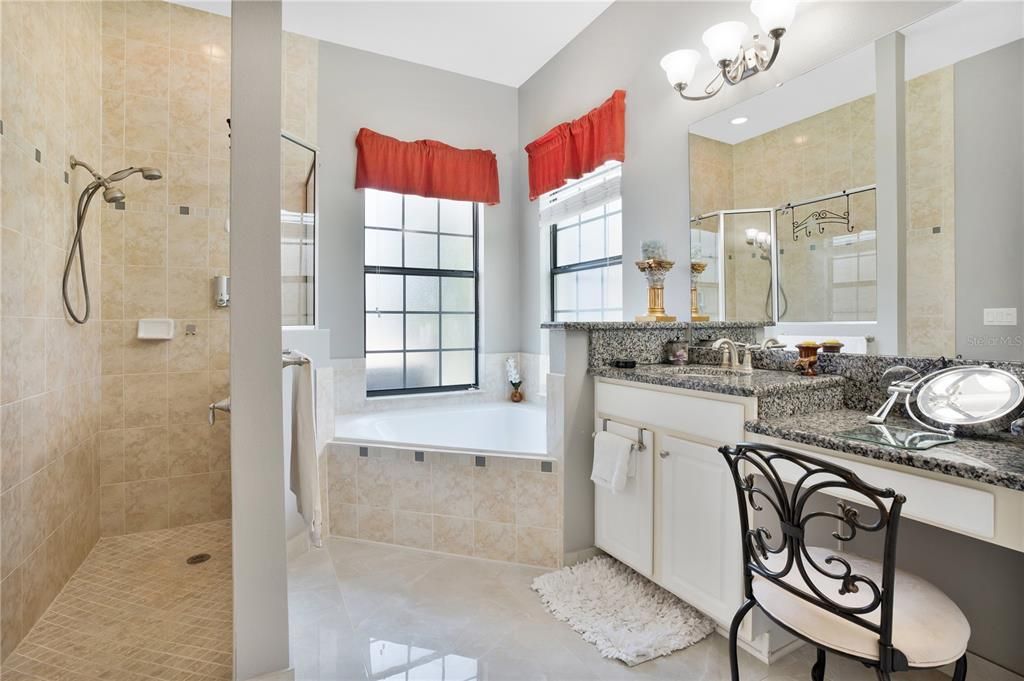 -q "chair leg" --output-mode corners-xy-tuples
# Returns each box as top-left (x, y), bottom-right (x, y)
(874, 668), (892, 681)
(810, 648), (826, 681)
(729, 599), (757, 681)
(952, 654), (968, 681)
